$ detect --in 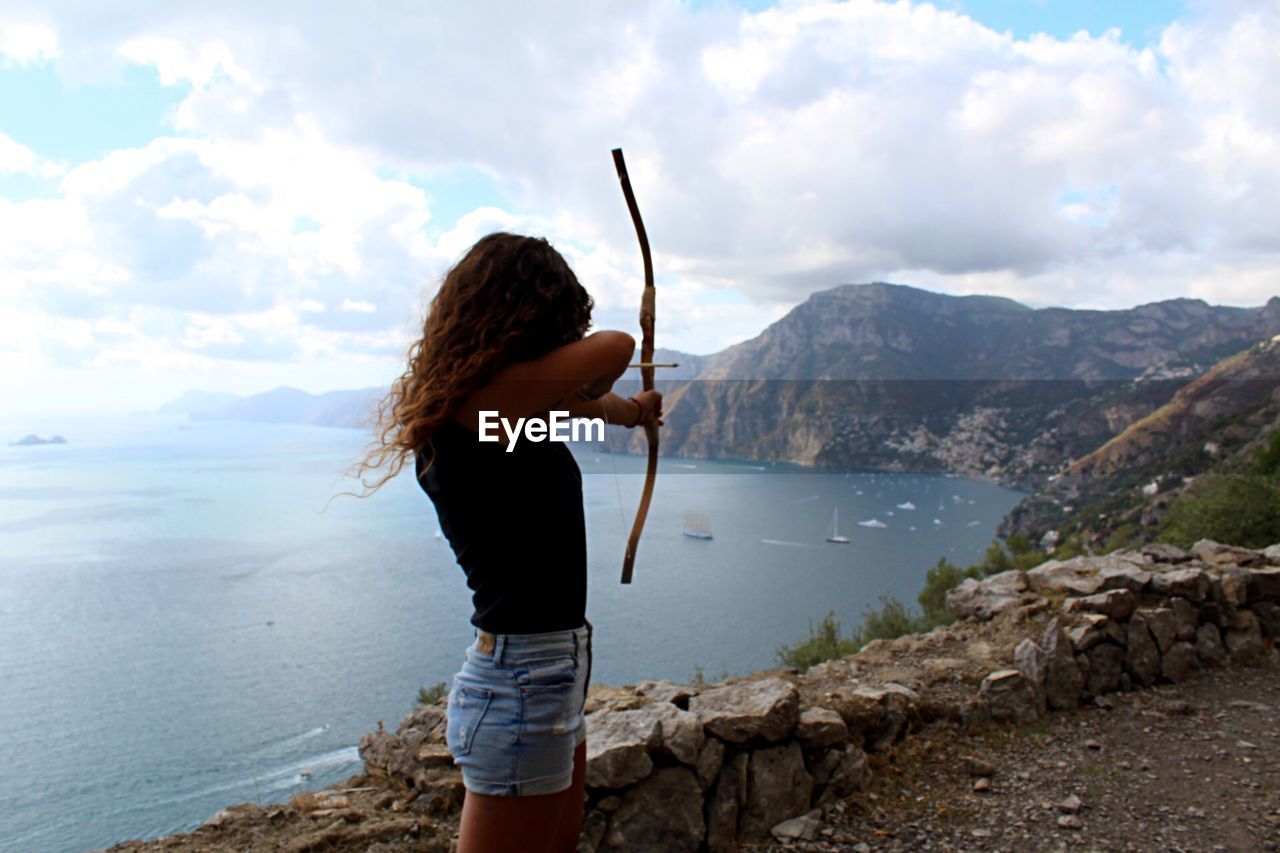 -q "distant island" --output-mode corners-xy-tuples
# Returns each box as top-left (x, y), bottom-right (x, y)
(9, 434), (68, 446)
